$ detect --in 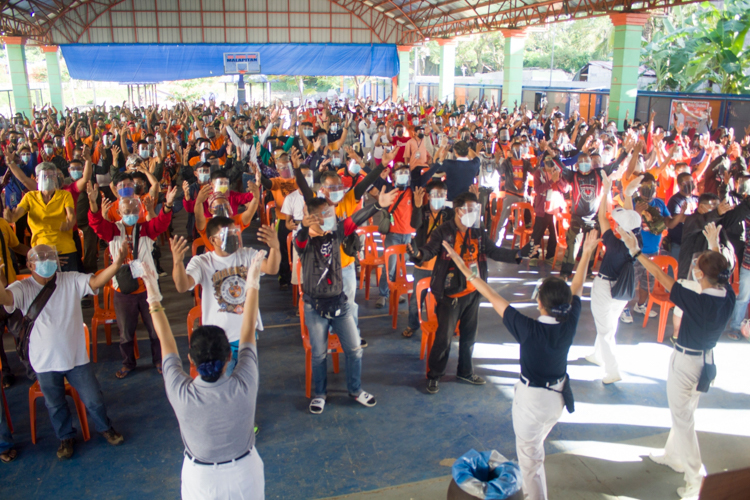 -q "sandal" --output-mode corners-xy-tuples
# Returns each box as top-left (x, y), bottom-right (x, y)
(1, 374), (13, 389)
(402, 327), (415, 338)
(115, 367), (133, 379)
(309, 398), (326, 414)
(0, 449), (17, 463)
(727, 332), (741, 341)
